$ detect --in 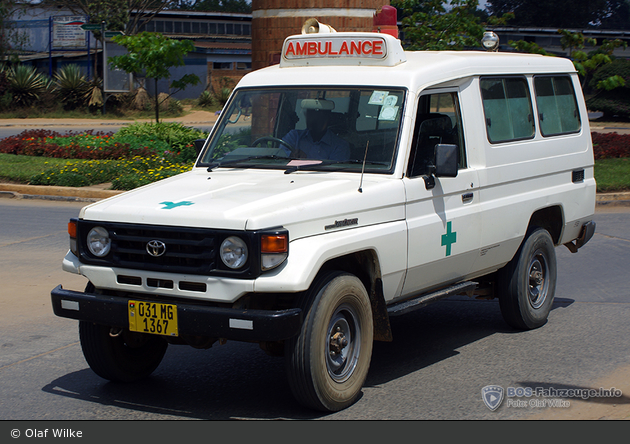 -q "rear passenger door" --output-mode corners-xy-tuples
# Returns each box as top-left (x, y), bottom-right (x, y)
(401, 90), (481, 297)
